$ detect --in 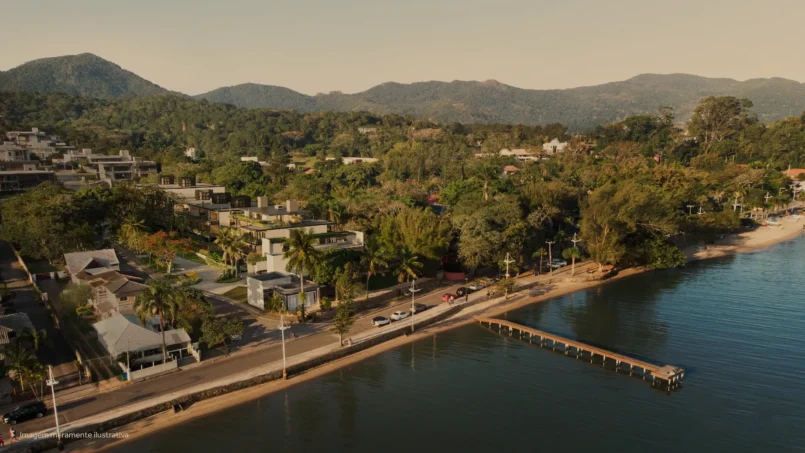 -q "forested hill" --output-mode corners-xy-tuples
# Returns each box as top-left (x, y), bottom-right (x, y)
(0, 53), (170, 98)
(4, 53), (805, 130)
(199, 75), (805, 131)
